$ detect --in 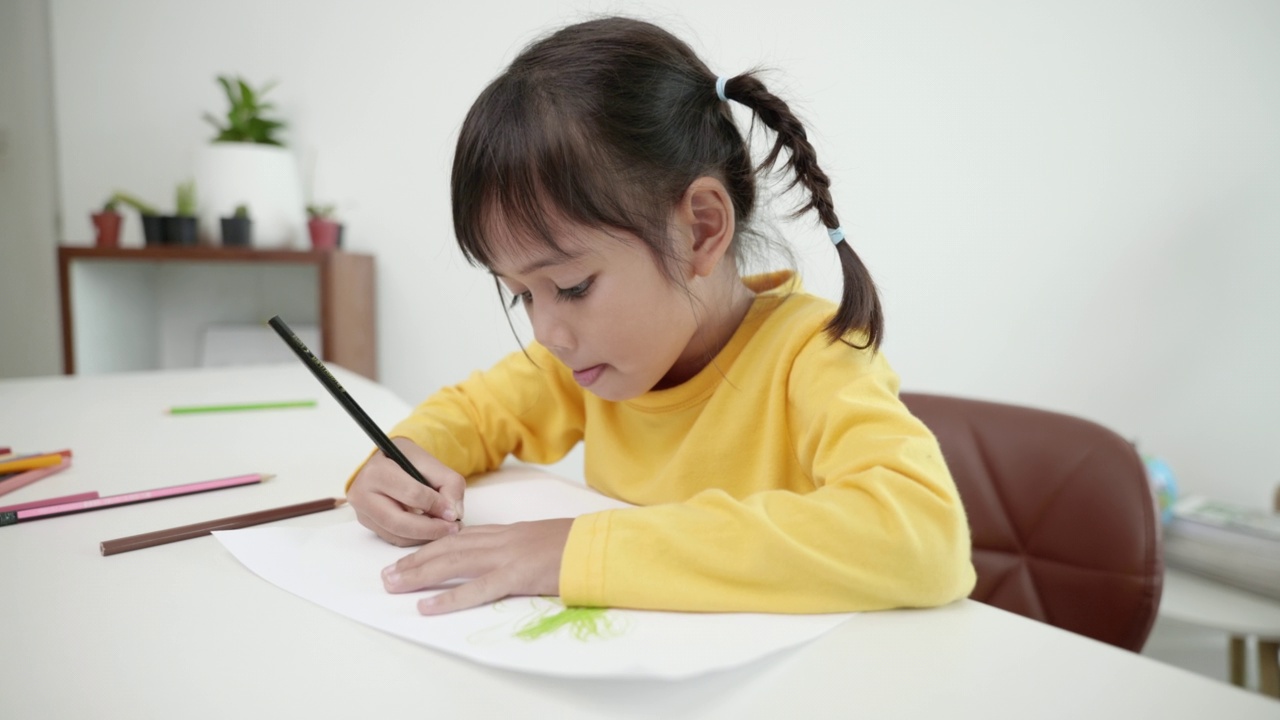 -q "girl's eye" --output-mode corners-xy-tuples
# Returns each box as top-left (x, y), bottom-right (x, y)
(556, 277), (593, 301)
(508, 290), (532, 309)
